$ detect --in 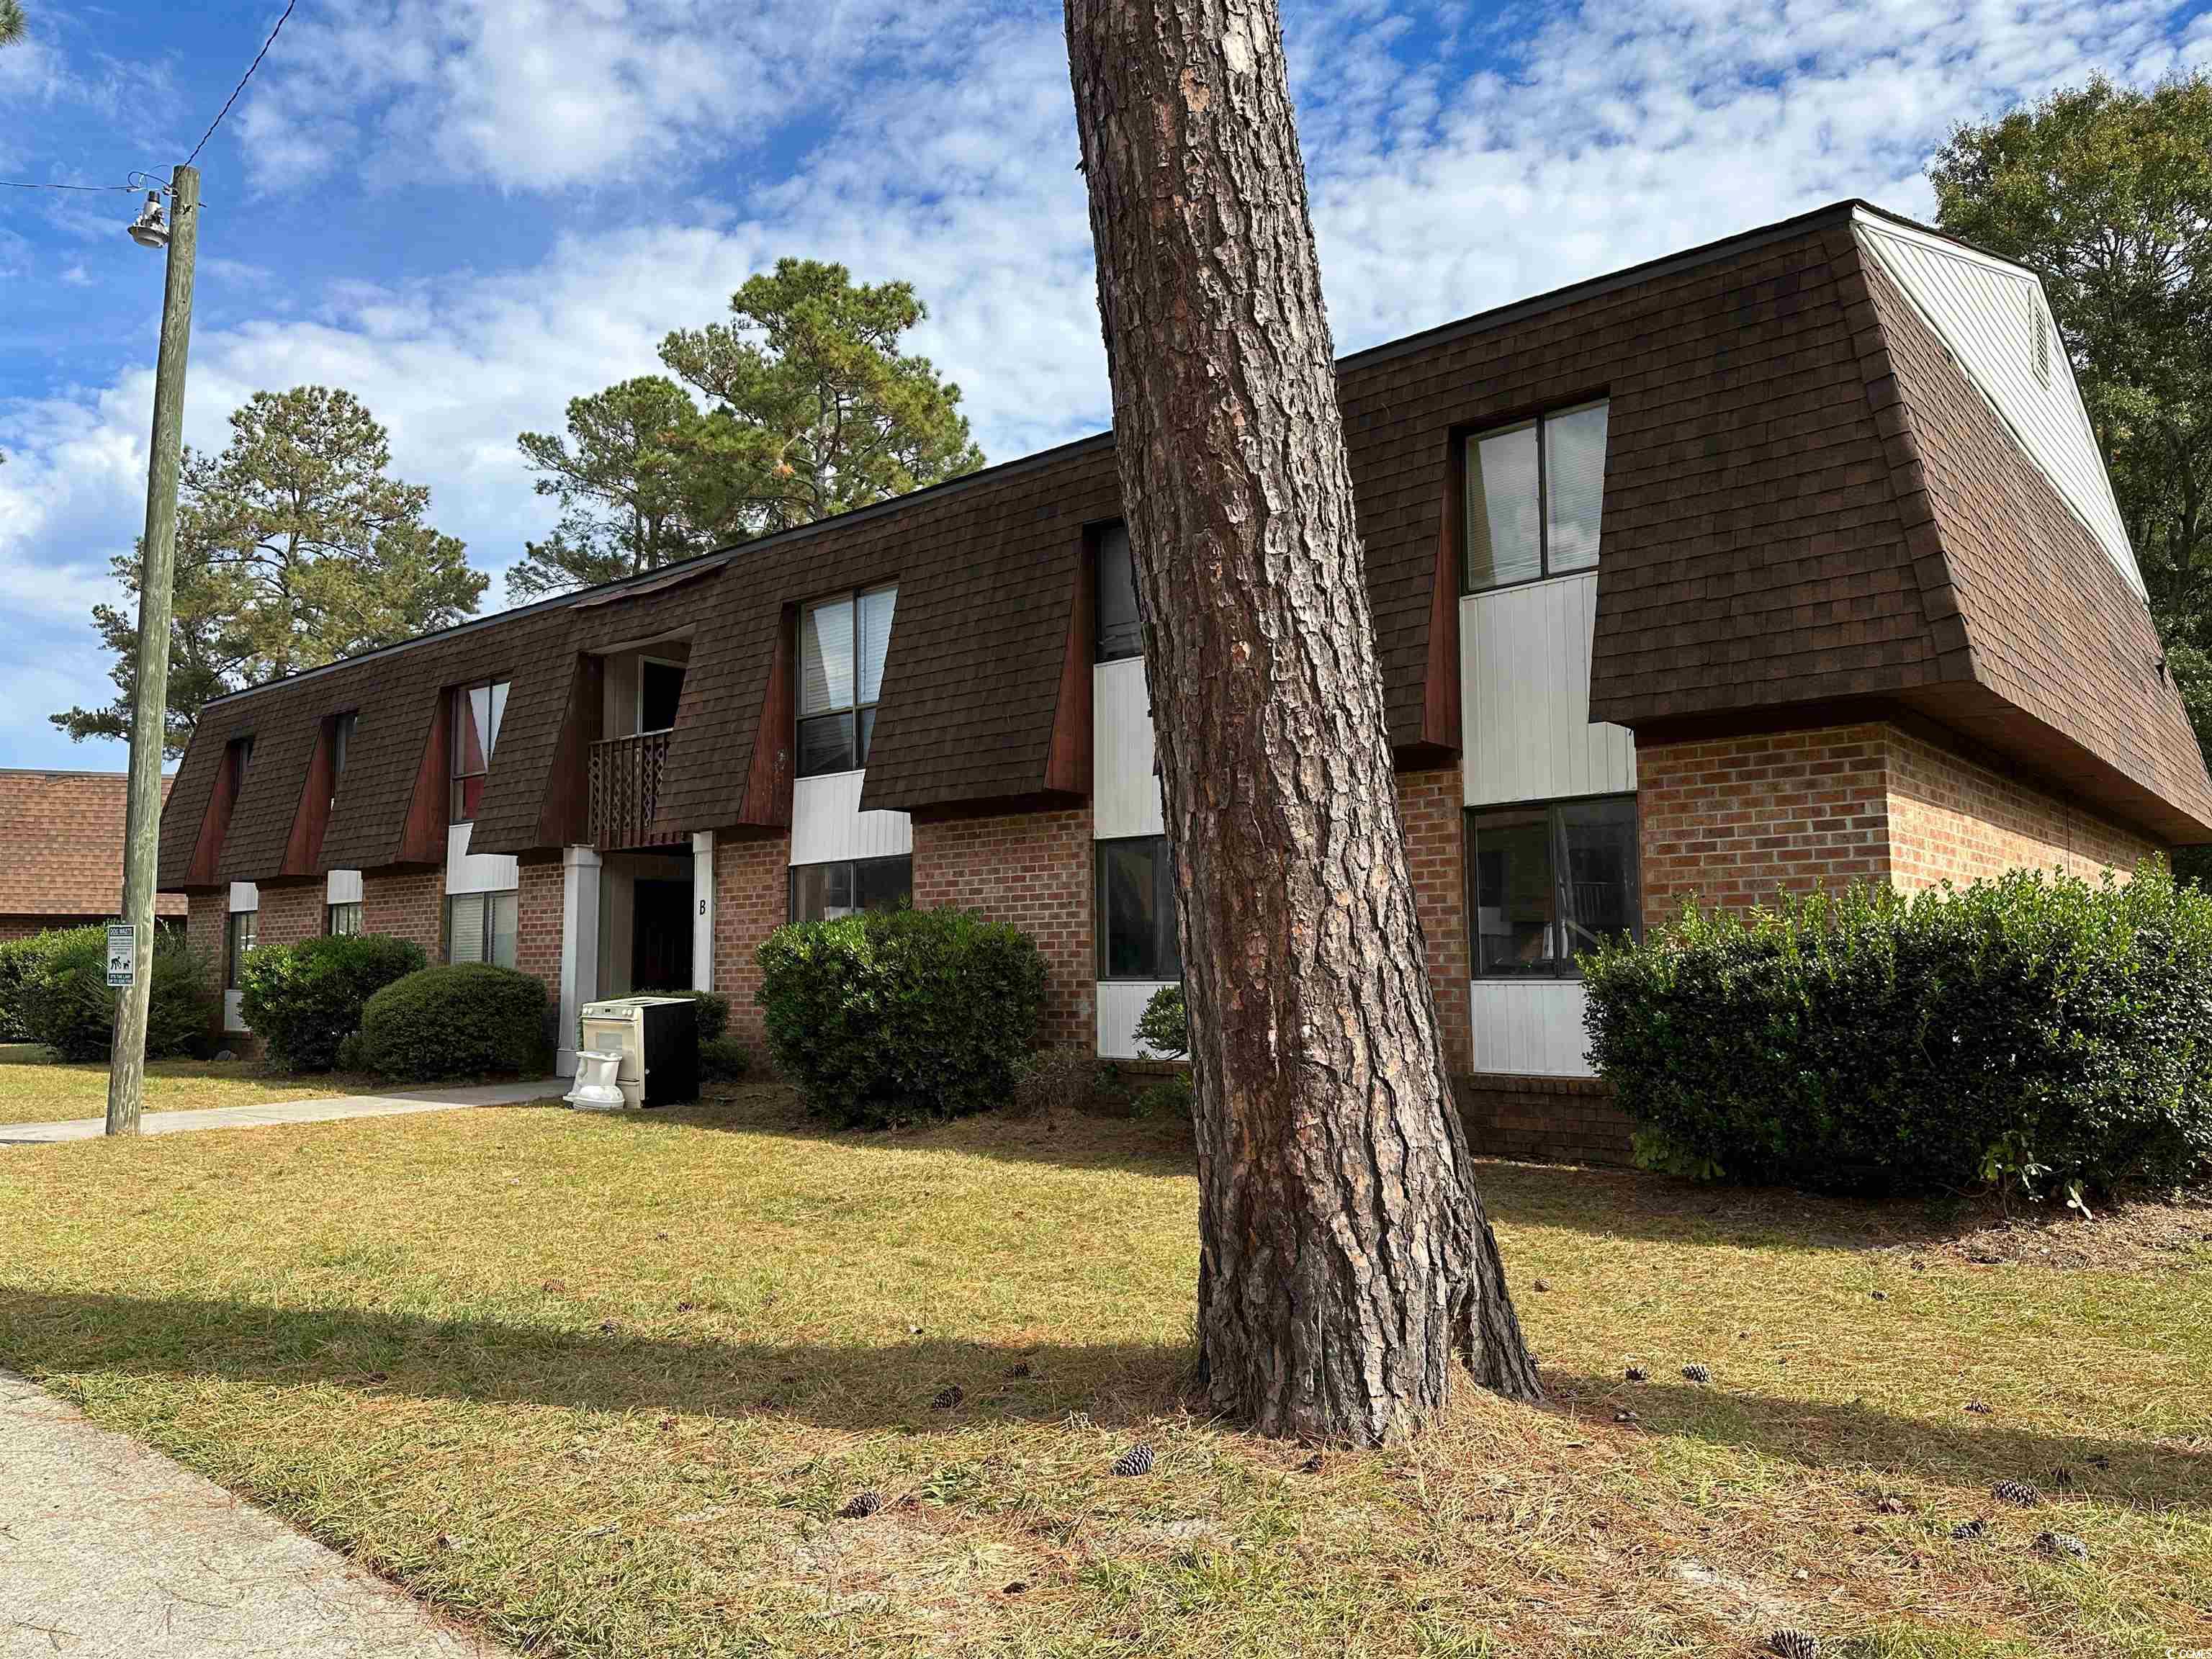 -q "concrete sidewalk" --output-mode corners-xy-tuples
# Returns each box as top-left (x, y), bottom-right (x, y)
(0, 1081), (559, 1146)
(0, 1370), (511, 1657)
